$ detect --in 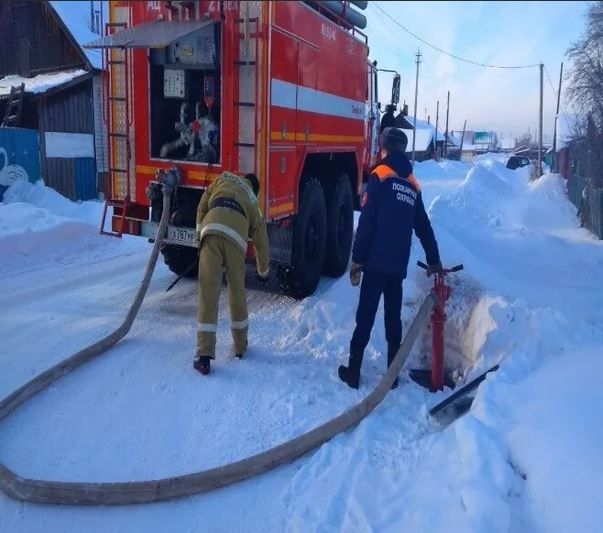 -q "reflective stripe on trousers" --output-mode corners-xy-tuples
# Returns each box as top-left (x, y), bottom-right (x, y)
(197, 234), (249, 358)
